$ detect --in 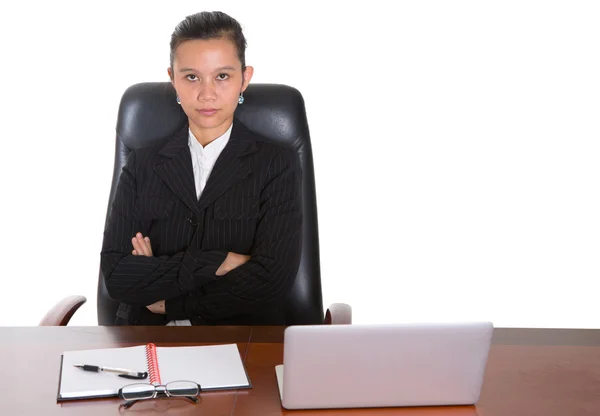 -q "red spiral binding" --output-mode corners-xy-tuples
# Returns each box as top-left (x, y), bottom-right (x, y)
(145, 343), (161, 385)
